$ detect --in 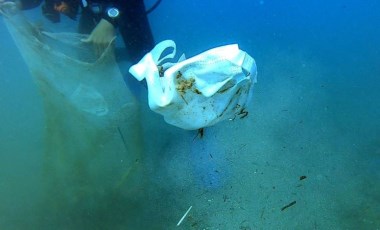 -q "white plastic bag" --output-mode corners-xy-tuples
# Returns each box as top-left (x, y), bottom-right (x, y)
(129, 40), (257, 130)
